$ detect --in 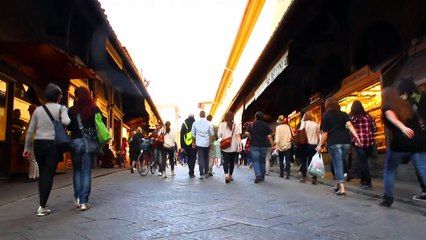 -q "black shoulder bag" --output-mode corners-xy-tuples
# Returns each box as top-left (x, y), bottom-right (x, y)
(42, 105), (71, 153)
